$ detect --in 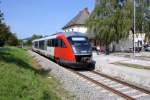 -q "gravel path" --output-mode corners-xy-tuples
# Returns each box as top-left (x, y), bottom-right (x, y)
(28, 50), (123, 100)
